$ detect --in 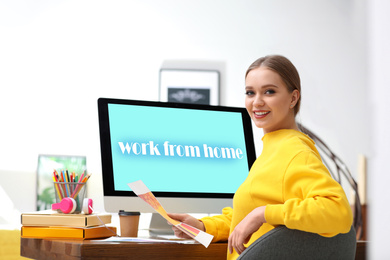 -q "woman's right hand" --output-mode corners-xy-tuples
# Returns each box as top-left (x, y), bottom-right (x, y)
(167, 213), (205, 239)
